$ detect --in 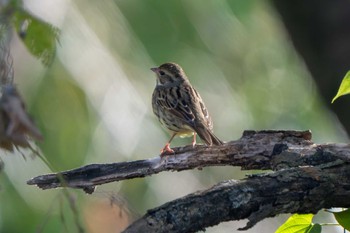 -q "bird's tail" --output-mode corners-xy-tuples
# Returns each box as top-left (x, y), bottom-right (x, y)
(196, 126), (223, 146)
(209, 130), (223, 146)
